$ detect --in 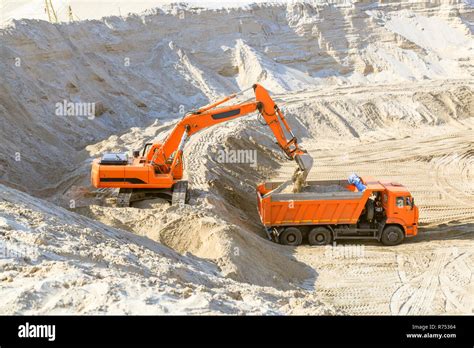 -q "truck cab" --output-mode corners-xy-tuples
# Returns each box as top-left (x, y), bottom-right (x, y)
(381, 182), (419, 238)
